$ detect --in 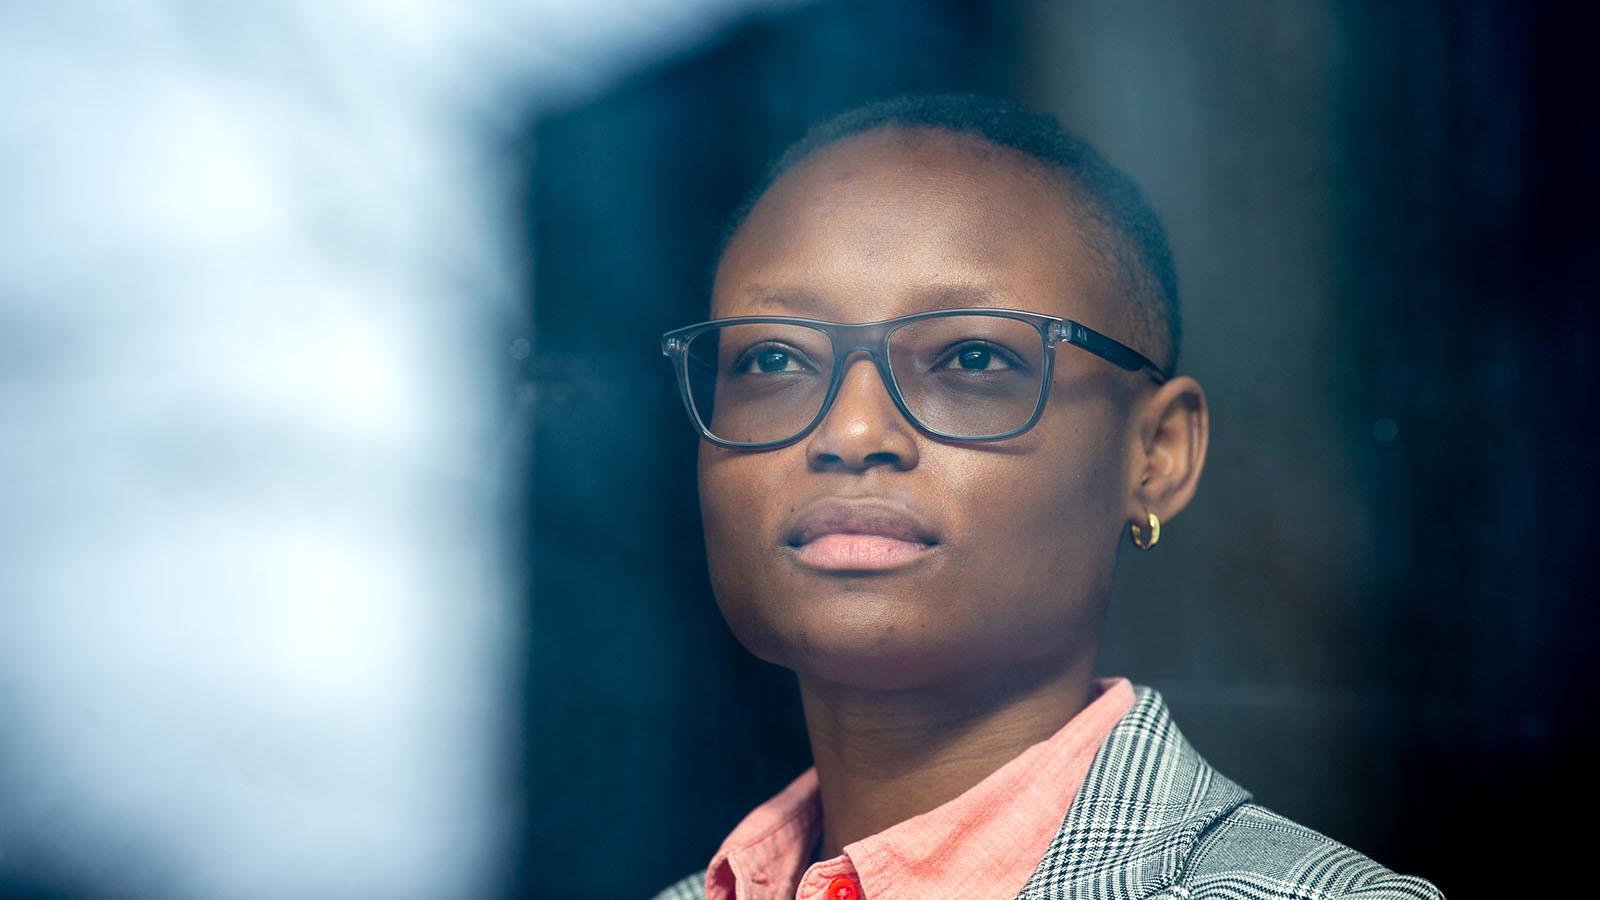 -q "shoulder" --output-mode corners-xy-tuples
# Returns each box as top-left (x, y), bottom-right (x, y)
(1179, 801), (1444, 899)
(1022, 686), (1444, 900)
(648, 869), (706, 900)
